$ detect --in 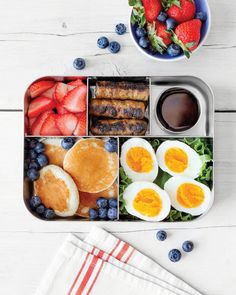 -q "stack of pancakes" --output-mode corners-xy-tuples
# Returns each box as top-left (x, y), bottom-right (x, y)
(34, 138), (118, 218)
